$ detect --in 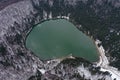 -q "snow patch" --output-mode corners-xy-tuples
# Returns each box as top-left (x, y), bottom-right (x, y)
(57, 15), (70, 20)
(49, 12), (52, 19)
(100, 67), (120, 80)
(43, 10), (47, 20)
(32, 64), (38, 72)
(95, 39), (120, 80)
(77, 65), (91, 79)
(39, 69), (46, 74)
(95, 39), (109, 67)
(117, 32), (119, 35)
